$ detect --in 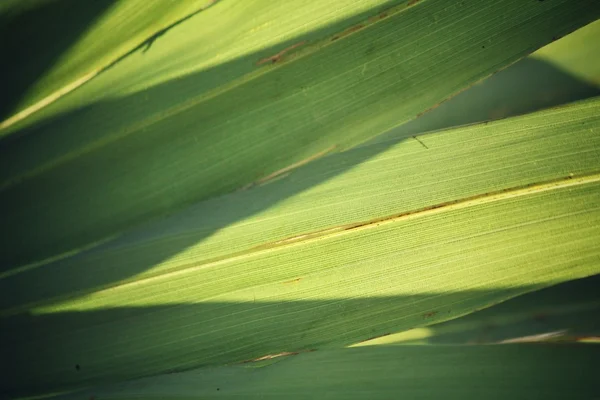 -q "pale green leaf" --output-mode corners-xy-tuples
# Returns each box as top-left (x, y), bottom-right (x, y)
(354, 274), (600, 346)
(52, 344), (600, 400)
(0, 0), (214, 126)
(0, 0), (402, 131)
(4, 96), (599, 312)
(365, 18), (600, 145)
(3, 97), (600, 397)
(2, 0), (598, 269)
